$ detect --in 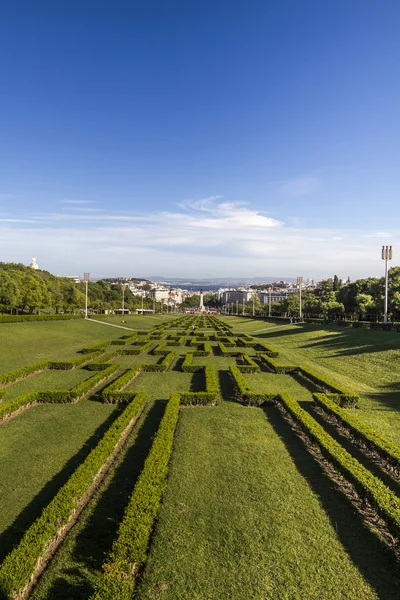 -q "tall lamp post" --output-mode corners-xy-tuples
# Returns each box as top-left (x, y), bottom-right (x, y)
(297, 276), (303, 321)
(252, 292), (255, 317)
(121, 284), (128, 314)
(84, 272), (90, 318)
(268, 287), (272, 317)
(382, 246), (393, 324)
